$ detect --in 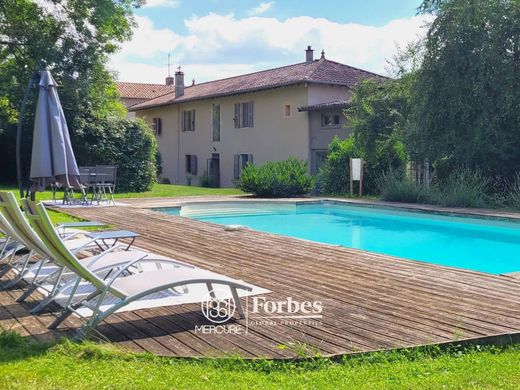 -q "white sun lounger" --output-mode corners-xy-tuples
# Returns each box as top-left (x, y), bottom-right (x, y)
(25, 200), (252, 339)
